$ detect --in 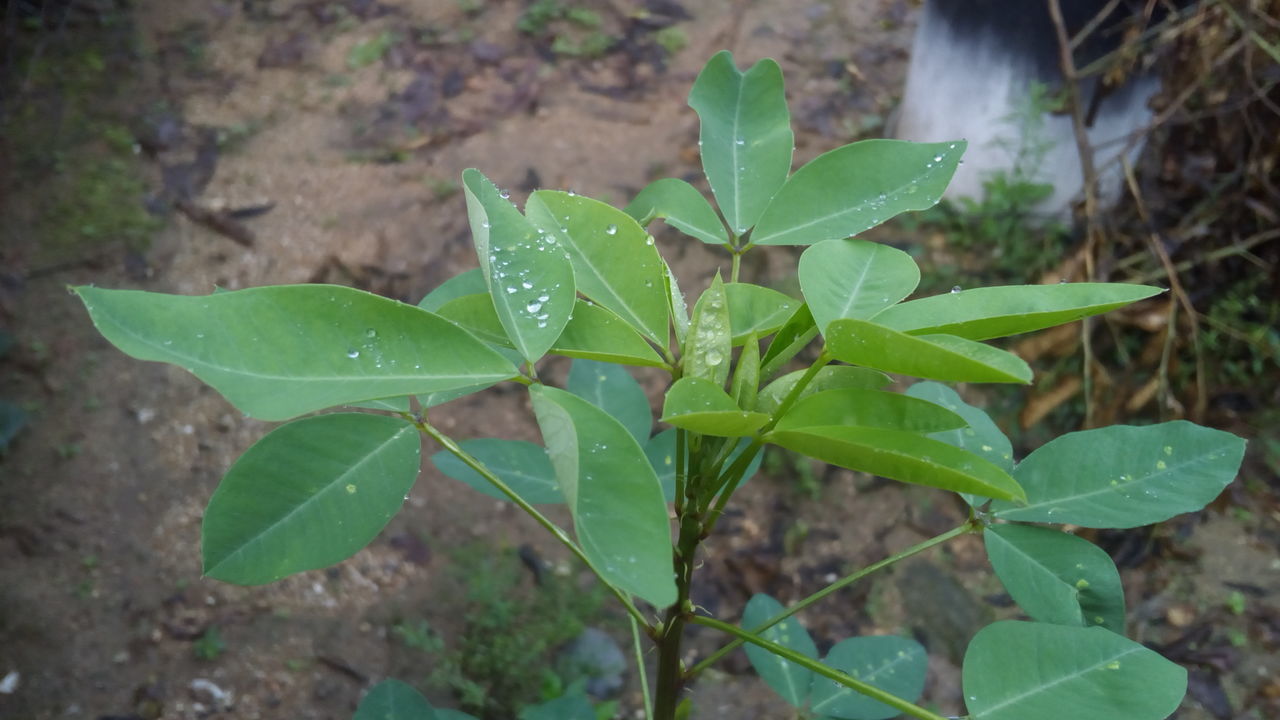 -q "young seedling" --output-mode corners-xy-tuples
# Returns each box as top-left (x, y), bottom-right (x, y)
(75, 51), (1246, 720)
